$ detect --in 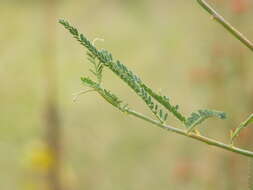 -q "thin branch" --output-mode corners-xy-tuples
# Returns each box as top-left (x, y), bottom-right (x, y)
(126, 109), (253, 158)
(196, 0), (253, 52)
(60, 19), (253, 158)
